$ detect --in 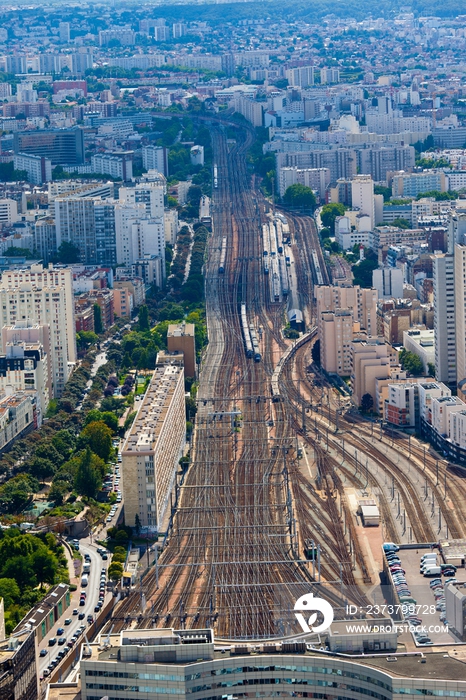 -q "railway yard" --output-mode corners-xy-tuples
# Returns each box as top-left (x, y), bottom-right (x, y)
(105, 120), (466, 645)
